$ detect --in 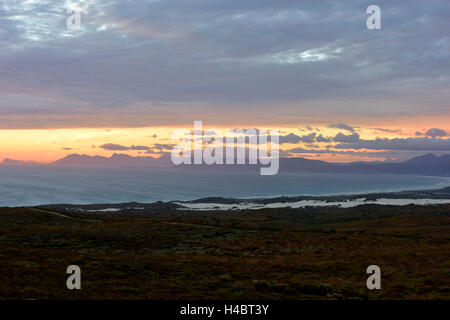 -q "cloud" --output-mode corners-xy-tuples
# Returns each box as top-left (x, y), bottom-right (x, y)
(0, 0), (449, 128)
(288, 147), (375, 156)
(253, 47), (343, 65)
(145, 150), (170, 155)
(279, 133), (301, 144)
(334, 137), (450, 151)
(328, 123), (355, 133)
(333, 132), (360, 143)
(279, 132), (317, 144)
(287, 147), (450, 160)
(152, 143), (176, 151)
(298, 133), (317, 143)
(373, 128), (401, 134)
(316, 134), (331, 143)
(129, 145), (151, 151)
(424, 128), (447, 137)
(100, 143), (150, 151)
